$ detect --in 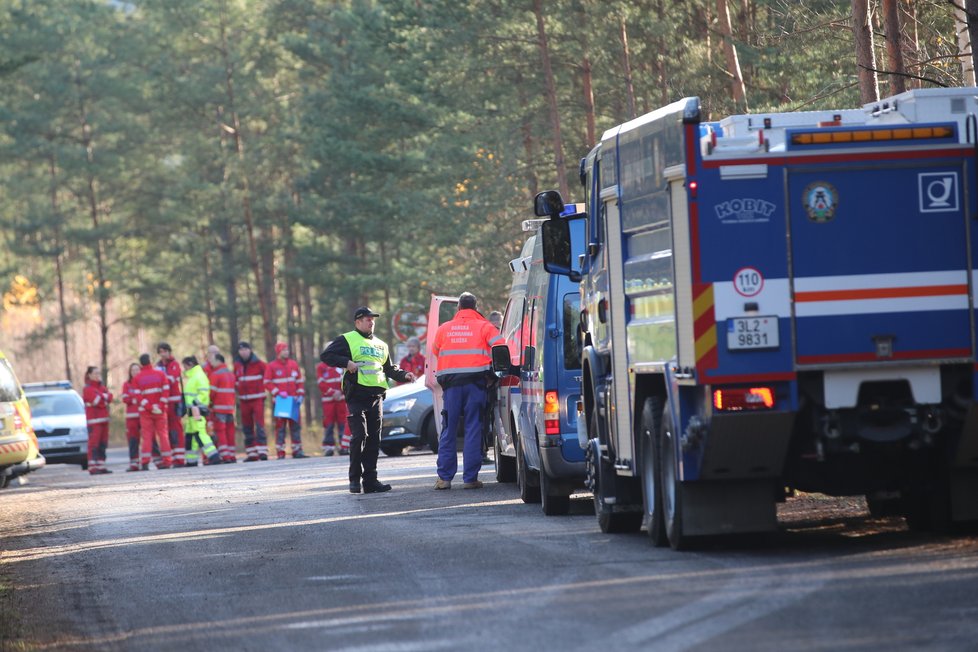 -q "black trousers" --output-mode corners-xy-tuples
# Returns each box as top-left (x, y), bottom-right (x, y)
(346, 395), (383, 483)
